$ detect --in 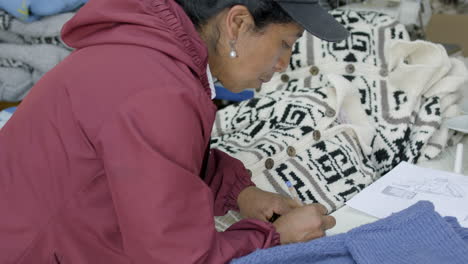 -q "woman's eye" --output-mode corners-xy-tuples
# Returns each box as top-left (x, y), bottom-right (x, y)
(282, 41), (291, 49)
